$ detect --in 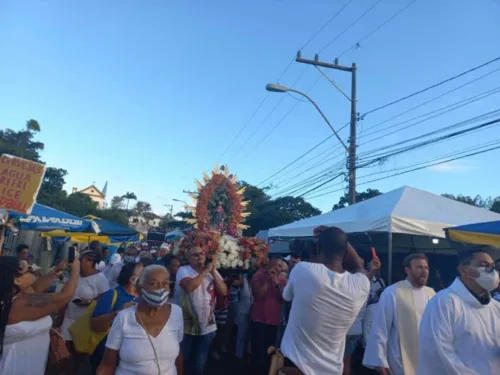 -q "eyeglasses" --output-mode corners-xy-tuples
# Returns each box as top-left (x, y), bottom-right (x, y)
(481, 264), (497, 273)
